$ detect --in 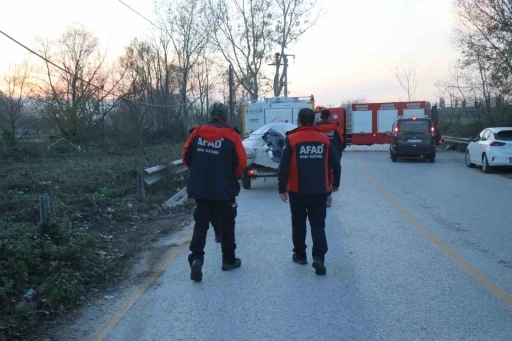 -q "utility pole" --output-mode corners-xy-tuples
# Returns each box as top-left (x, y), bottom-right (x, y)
(269, 52), (295, 97)
(228, 64), (234, 125)
(268, 52), (281, 97)
(281, 53), (295, 97)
